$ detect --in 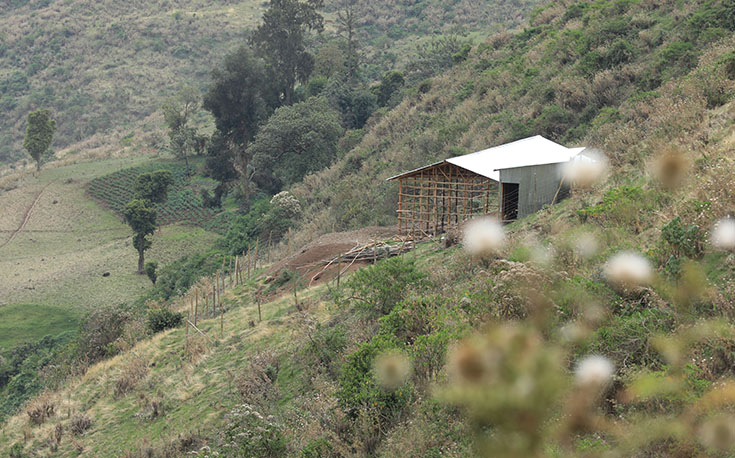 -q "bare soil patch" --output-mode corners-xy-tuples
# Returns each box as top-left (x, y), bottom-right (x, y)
(268, 225), (398, 285)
